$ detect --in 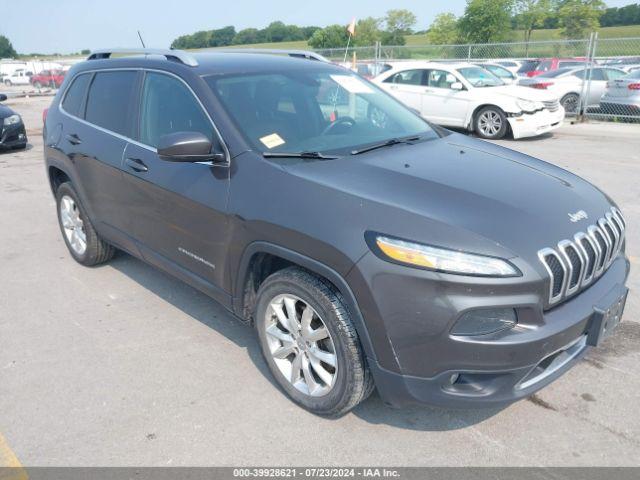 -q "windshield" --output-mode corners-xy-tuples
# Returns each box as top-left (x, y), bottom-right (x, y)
(204, 69), (437, 156)
(457, 67), (504, 87)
